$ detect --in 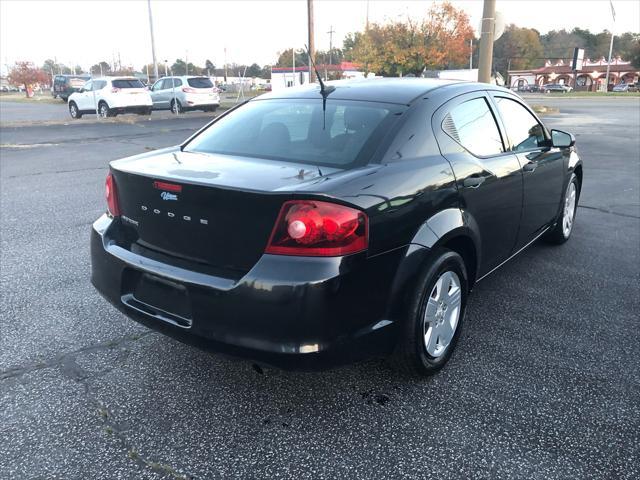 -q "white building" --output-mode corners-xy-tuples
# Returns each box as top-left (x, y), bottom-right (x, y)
(271, 62), (367, 91)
